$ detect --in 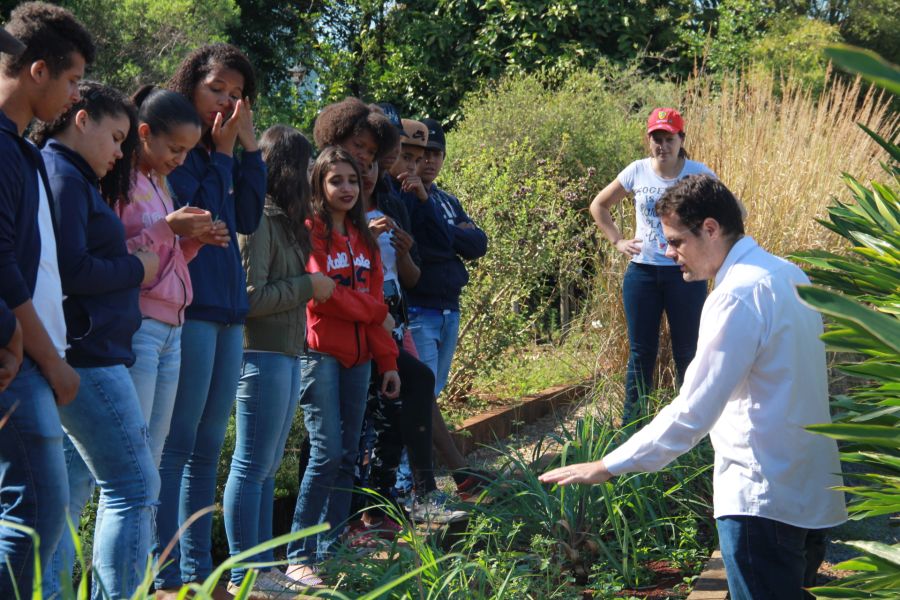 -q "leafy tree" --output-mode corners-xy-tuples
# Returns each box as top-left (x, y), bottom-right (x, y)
(62, 0), (238, 92)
